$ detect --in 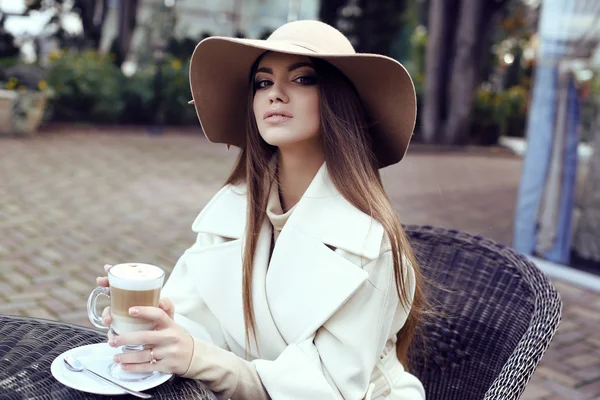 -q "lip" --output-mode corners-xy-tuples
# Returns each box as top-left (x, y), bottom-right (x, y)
(264, 115), (293, 124)
(263, 110), (293, 120)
